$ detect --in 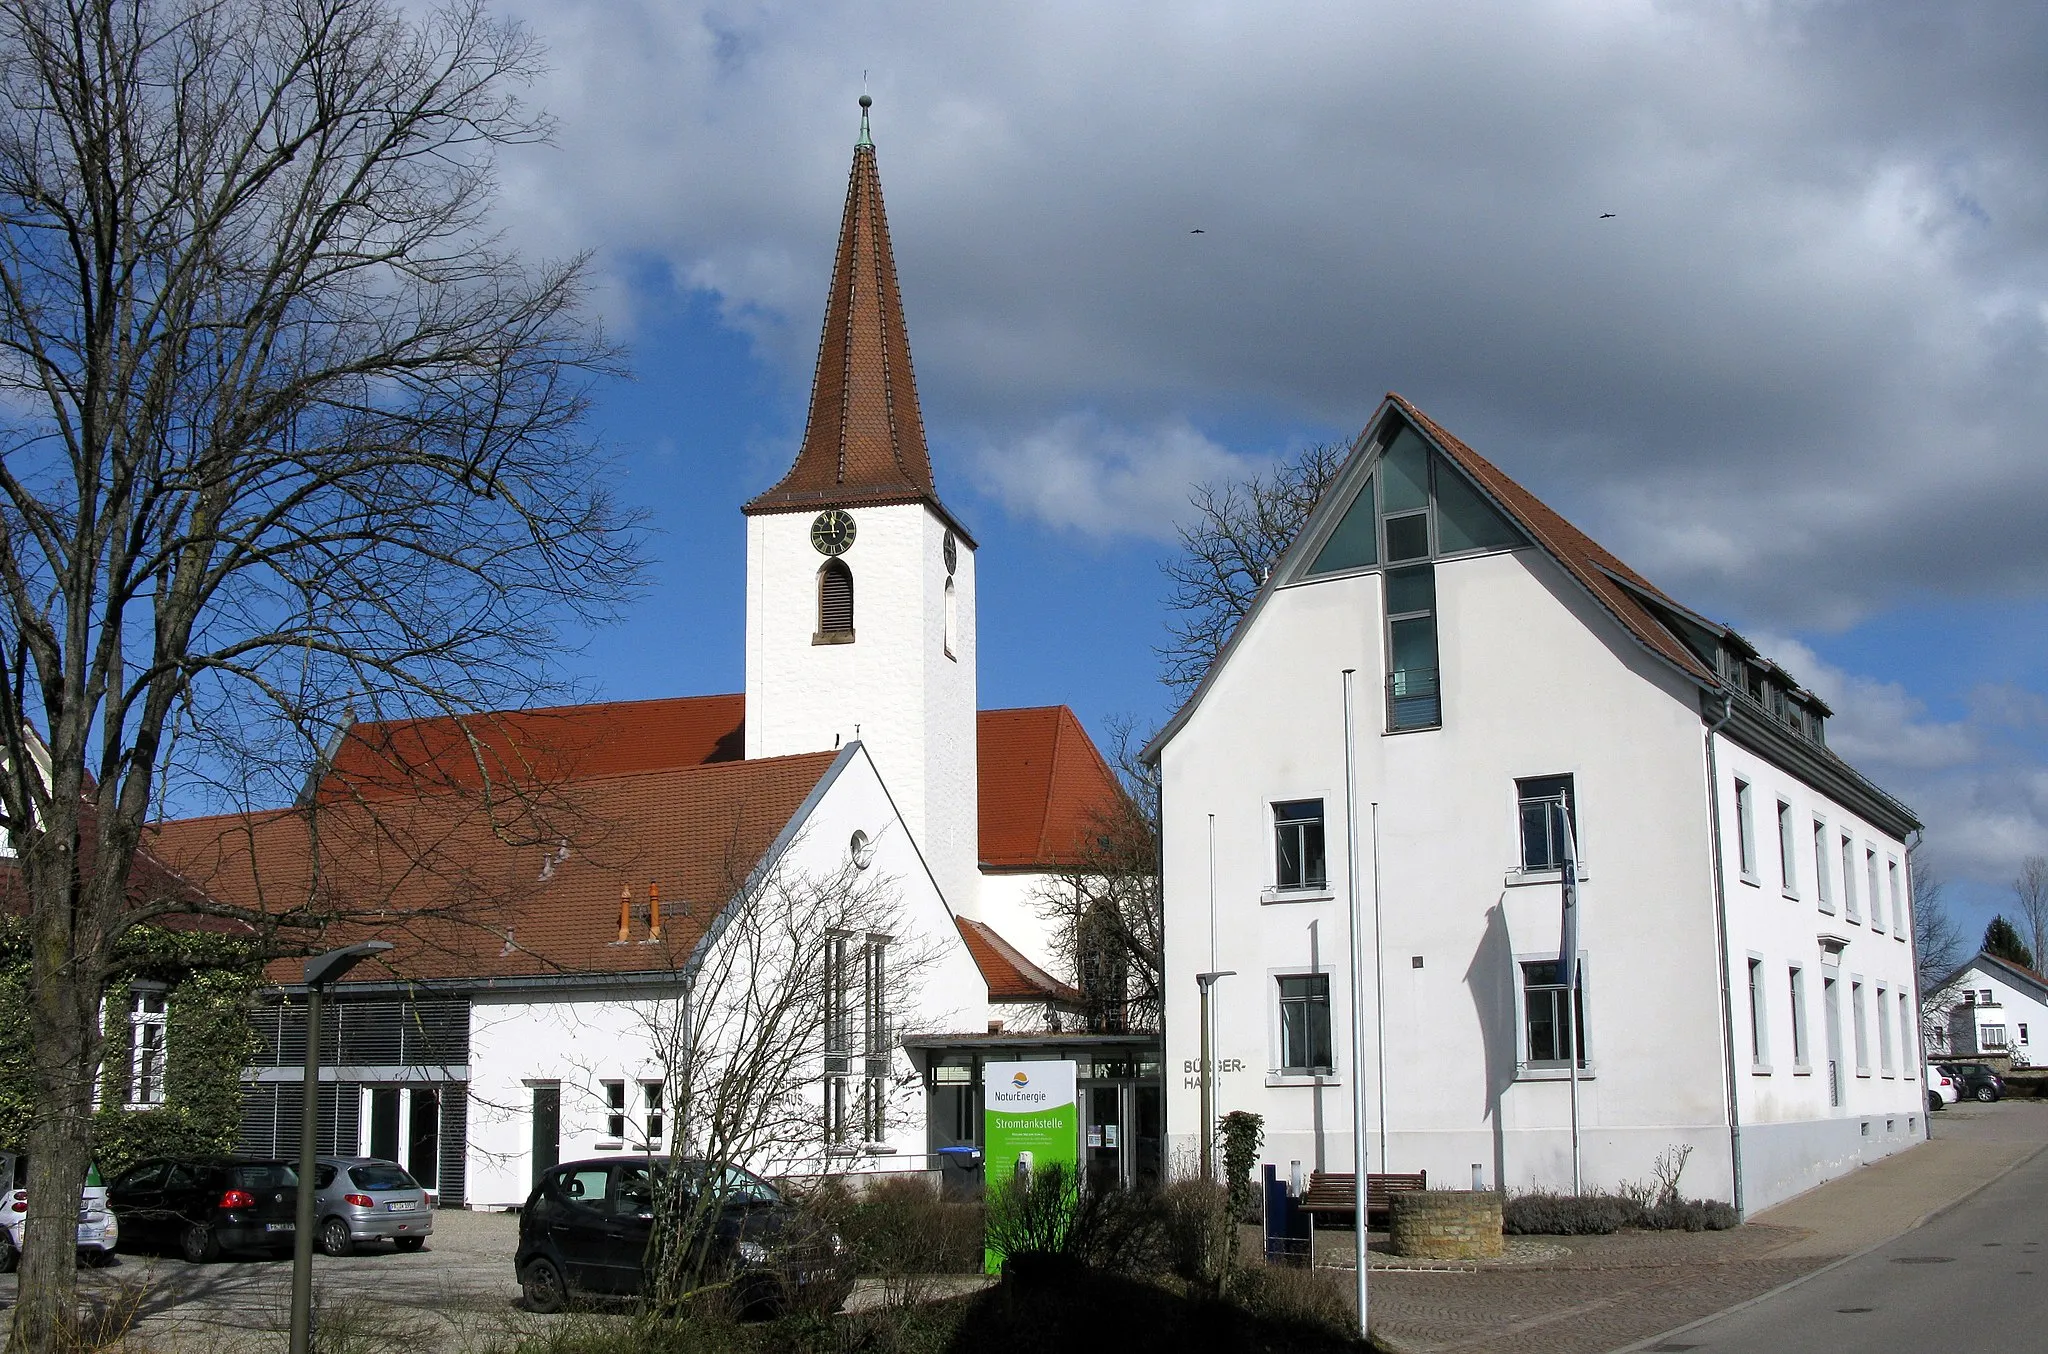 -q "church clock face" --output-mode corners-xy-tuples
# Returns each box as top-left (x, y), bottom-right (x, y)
(810, 509), (856, 556)
(942, 530), (958, 575)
